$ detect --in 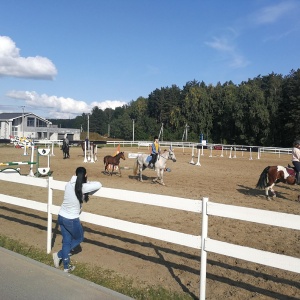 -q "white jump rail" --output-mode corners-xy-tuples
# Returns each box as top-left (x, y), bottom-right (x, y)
(0, 172), (299, 300)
